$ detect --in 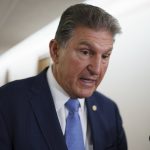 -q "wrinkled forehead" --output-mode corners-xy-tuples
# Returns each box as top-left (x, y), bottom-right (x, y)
(71, 26), (113, 43)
